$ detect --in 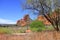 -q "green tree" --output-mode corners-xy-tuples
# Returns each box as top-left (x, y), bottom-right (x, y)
(30, 20), (46, 32)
